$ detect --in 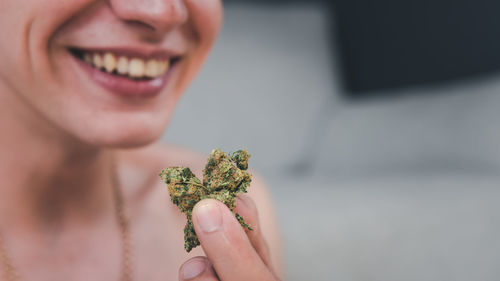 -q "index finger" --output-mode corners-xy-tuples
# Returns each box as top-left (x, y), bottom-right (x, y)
(234, 194), (273, 270)
(192, 199), (276, 281)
